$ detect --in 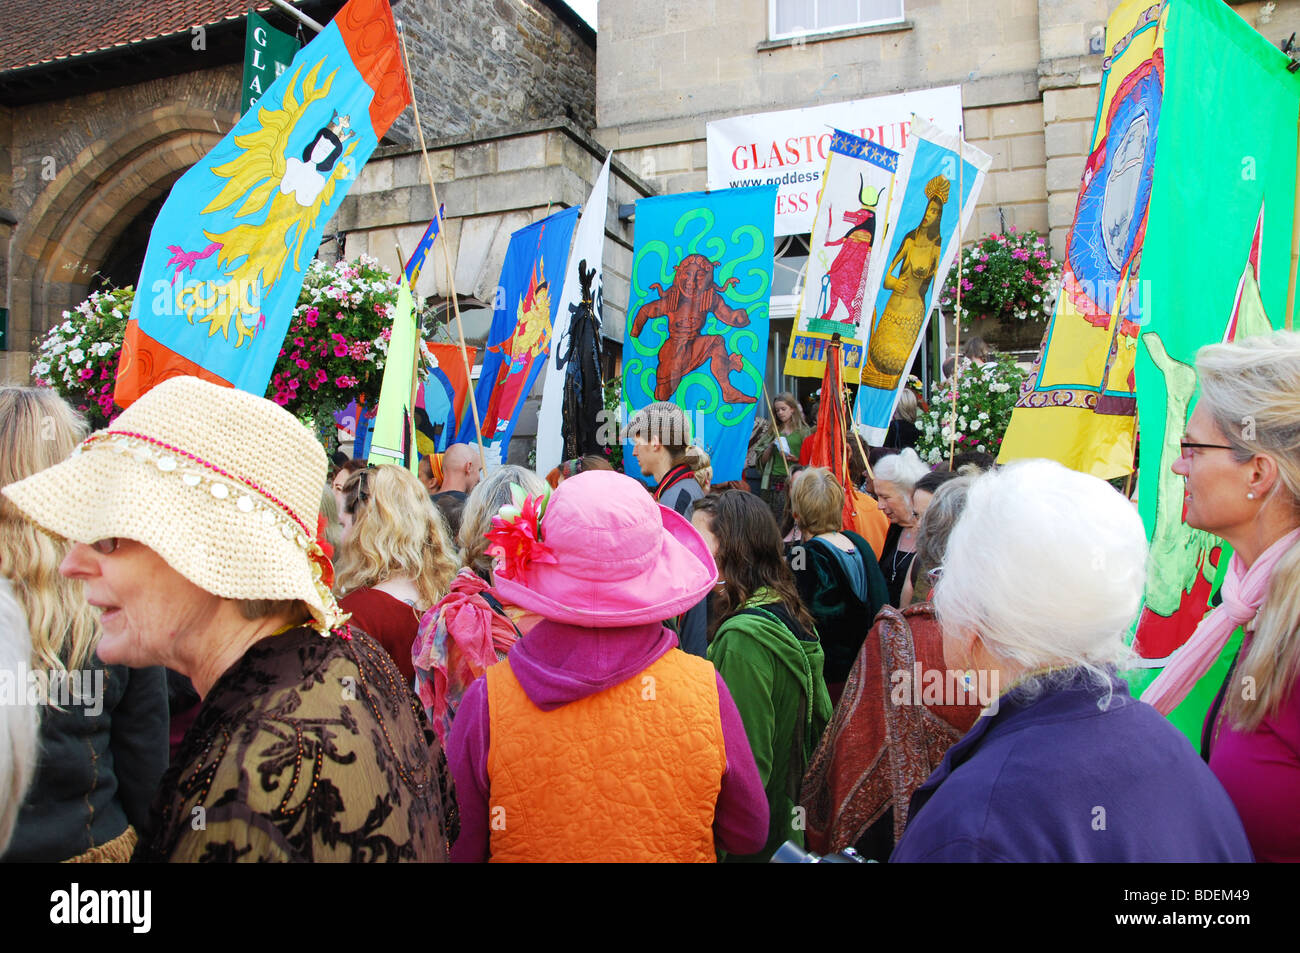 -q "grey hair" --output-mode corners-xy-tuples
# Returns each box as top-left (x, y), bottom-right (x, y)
(933, 460), (1146, 705)
(873, 448), (929, 495)
(459, 465), (548, 579)
(910, 477), (972, 602)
